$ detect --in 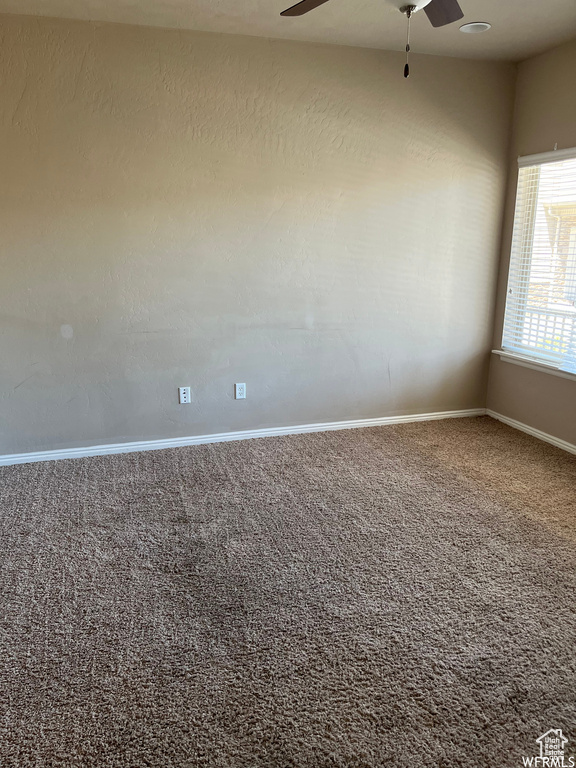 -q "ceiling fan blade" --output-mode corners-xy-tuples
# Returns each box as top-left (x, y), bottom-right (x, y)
(423, 0), (464, 27)
(280, 0), (332, 16)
